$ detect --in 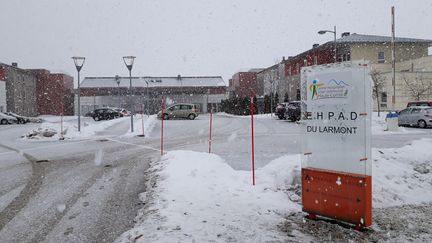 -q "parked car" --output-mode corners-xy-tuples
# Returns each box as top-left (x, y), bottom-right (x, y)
(284, 101), (301, 121)
(113, 108), (129, 117)
(0, 112), (19, 124)
(91, 108), (122, 121)
(407, 101), (432, 107)
(4, 112), (30, 124)
(276, 103), (288, 119)
(157, 103), (199, 120)
(398, 106), (432, 128)
(84, 111), (95, 117)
